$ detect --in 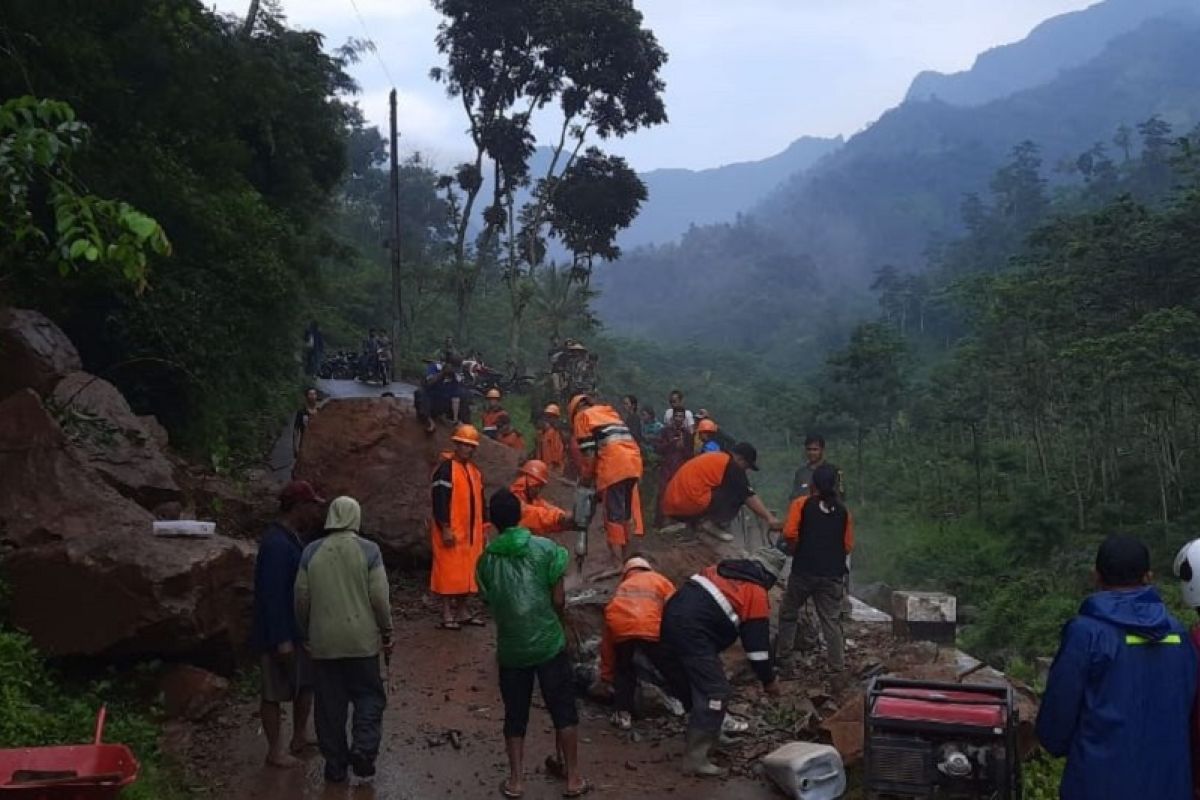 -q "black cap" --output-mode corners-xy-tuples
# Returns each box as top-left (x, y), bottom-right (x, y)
(1095, 534), (1150, 587)
(732, 442), (759, 471)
